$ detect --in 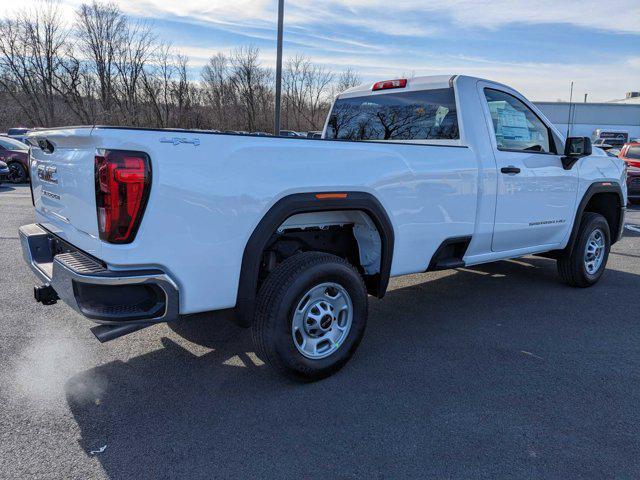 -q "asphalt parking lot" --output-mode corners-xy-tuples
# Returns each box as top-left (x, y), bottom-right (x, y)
(1, 183), (640, 479)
